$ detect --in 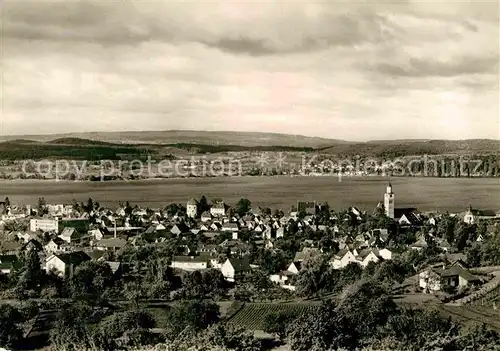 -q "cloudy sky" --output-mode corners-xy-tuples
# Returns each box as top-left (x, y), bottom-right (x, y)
(1, 0), (499, 141)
